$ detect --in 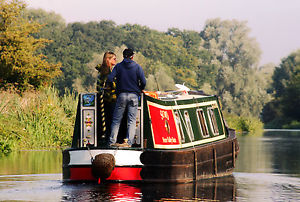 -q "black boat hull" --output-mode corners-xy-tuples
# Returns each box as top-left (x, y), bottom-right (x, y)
(140, 129), (239, 182)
